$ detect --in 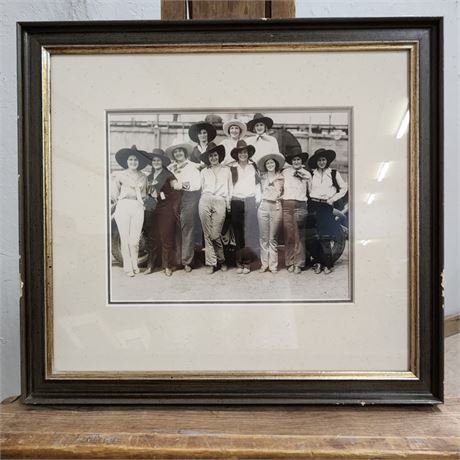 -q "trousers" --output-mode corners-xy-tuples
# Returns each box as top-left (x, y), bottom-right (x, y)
(199, 193), (227, 267)
(114, 199), (144, 273)
(177, 190), (201, 266)
(230, 196), (259, 267)
(144, 203), (176, 269)
(307, 200), (344, 269)
(257, 200), (282, 271)
(282, 200), (308, 268)
(309, 239), (333, 269)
